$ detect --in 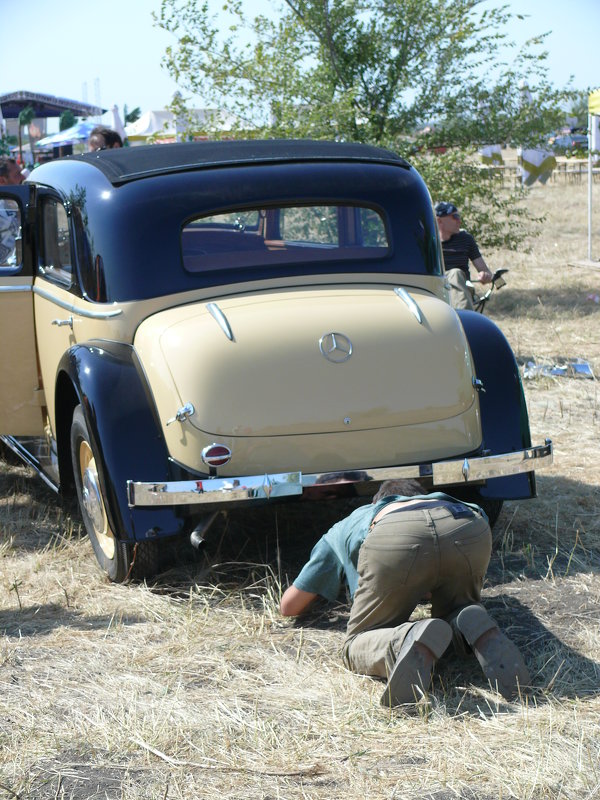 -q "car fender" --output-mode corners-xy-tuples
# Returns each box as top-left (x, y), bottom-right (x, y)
(458, 310), (535, 500)
(57, 341), (187, 542)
